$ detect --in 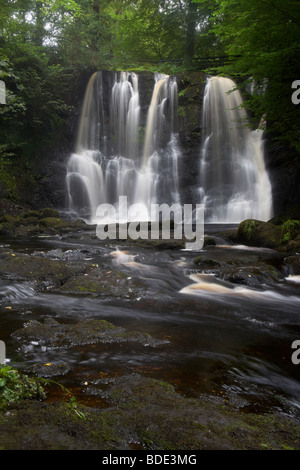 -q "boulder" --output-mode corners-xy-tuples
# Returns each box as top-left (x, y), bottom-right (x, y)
(237, 219), (282, 249)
